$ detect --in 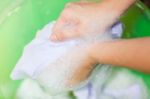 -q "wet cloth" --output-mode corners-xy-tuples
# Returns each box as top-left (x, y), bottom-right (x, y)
(10, 22), (149, 98)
